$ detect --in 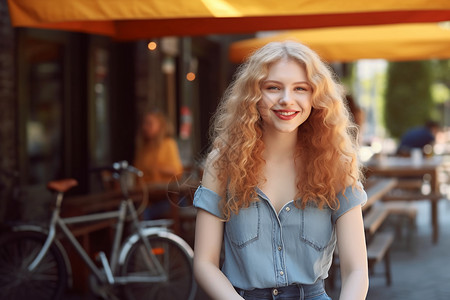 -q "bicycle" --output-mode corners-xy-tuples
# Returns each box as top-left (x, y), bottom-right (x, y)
(0, 161), (196, 300)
